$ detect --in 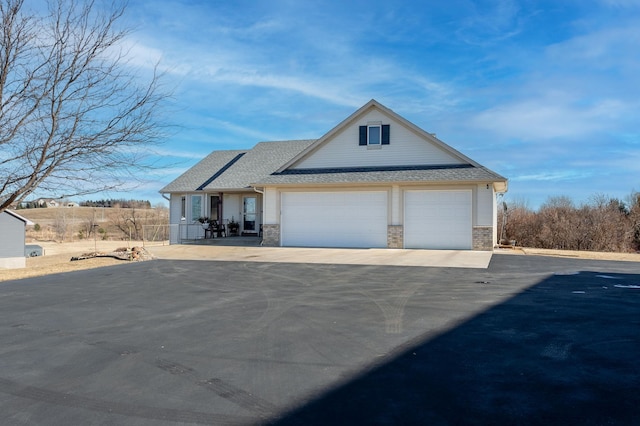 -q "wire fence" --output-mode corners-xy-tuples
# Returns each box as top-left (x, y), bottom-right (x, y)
(143, 224), (208, 245)
(142, 224), (171, 246)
